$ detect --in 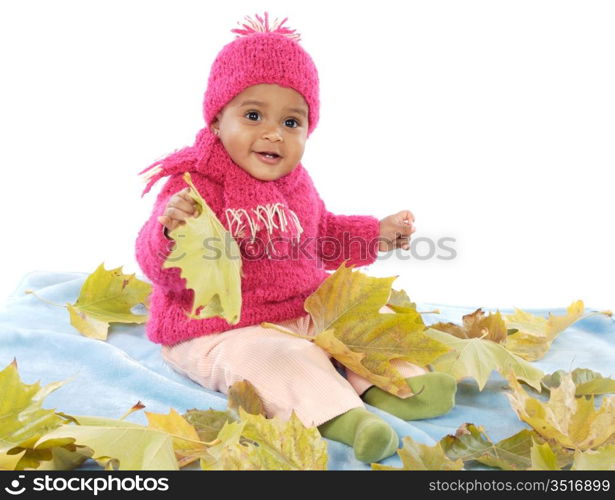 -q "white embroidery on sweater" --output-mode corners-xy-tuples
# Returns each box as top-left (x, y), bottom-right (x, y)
(224, 203), (304, 244)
